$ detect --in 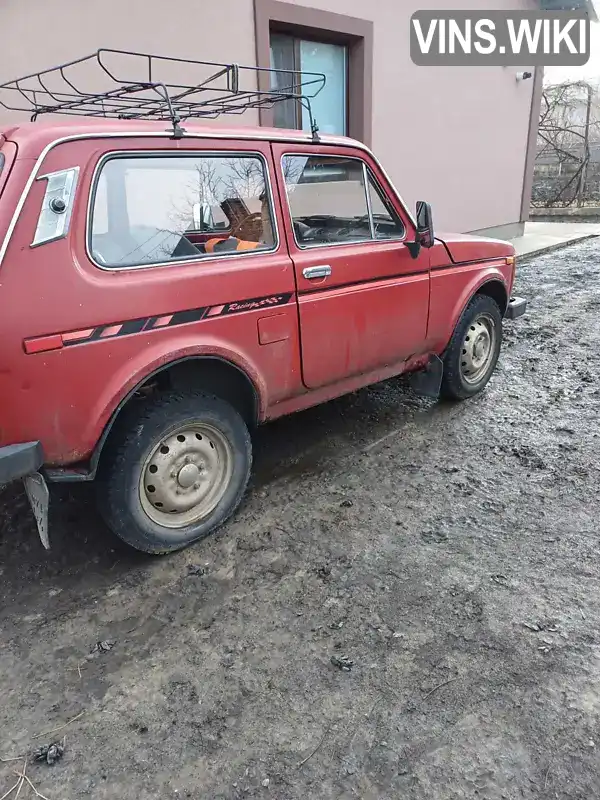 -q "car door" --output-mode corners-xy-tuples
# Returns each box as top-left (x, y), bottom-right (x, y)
(272, 143), (431, 390)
